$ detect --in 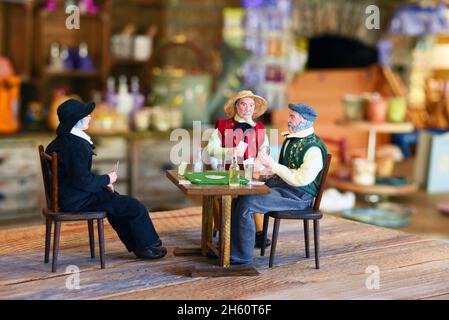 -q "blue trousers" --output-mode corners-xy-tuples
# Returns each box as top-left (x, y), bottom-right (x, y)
(230, 177), (314, 264)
